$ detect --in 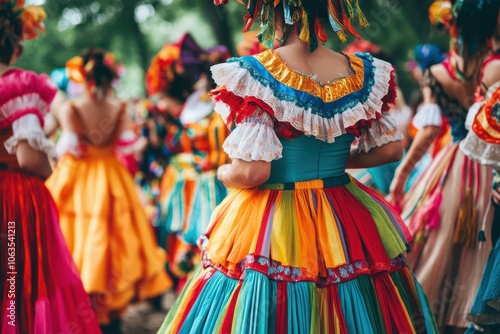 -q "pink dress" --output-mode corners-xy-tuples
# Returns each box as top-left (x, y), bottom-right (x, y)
(0, 69), (101, 333)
